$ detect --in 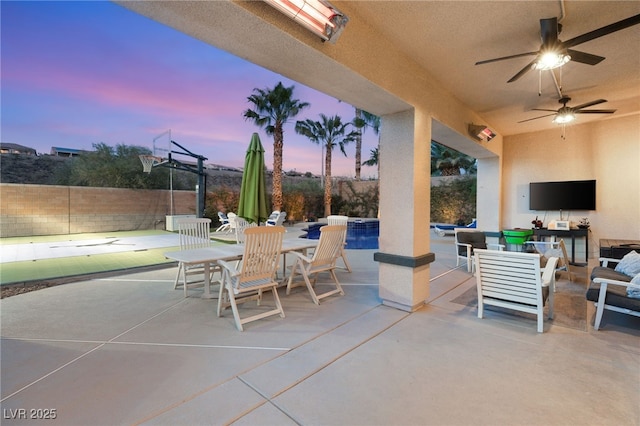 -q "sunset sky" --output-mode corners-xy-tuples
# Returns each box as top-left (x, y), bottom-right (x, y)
(1, 1), (379, 177)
